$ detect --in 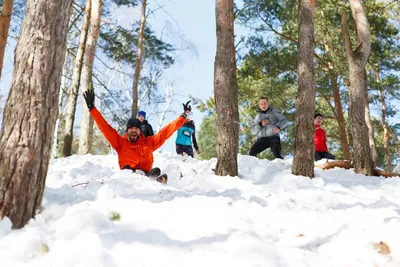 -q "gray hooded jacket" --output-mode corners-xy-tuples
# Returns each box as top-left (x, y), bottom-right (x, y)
(251, 107), (289, 139)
